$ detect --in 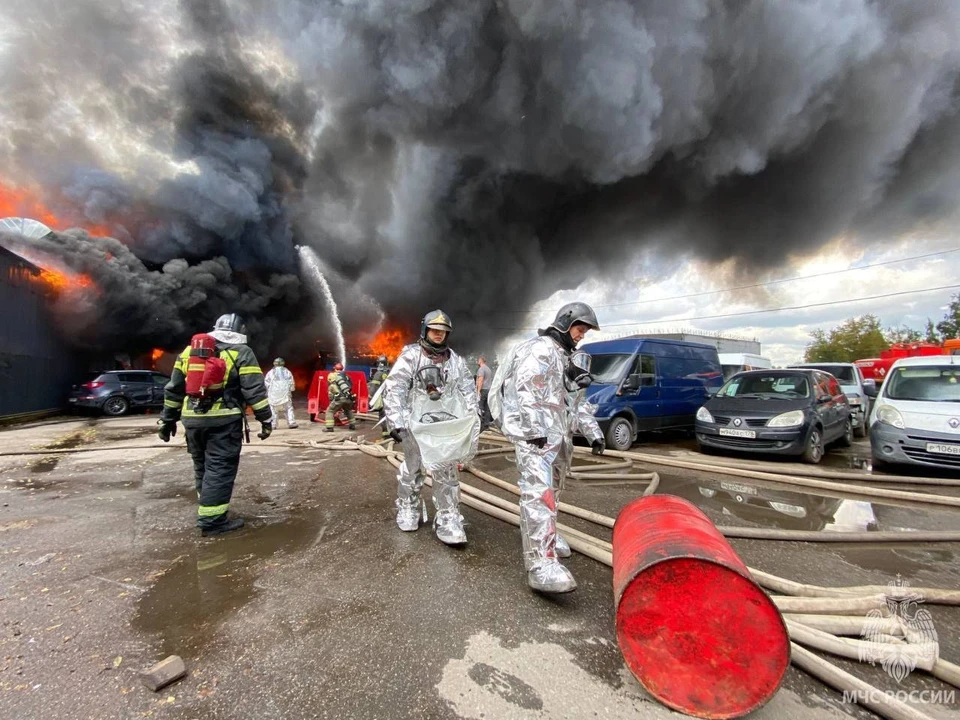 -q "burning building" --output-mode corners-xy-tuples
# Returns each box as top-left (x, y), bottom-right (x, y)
(0, 233), (75, 420)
